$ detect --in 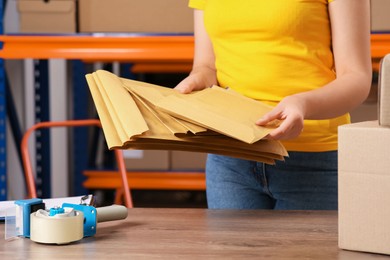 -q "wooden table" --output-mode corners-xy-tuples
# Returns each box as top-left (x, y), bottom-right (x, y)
(0, 208), (388, 259)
